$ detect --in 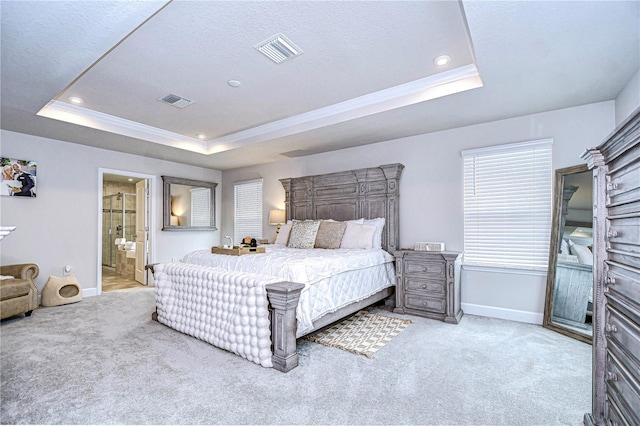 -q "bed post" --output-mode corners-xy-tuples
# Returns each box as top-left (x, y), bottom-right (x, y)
(265, 282), (305, 372)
